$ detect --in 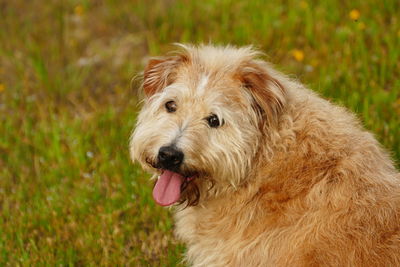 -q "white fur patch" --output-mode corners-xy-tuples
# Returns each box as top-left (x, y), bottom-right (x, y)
(196, 74), (209, 95)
